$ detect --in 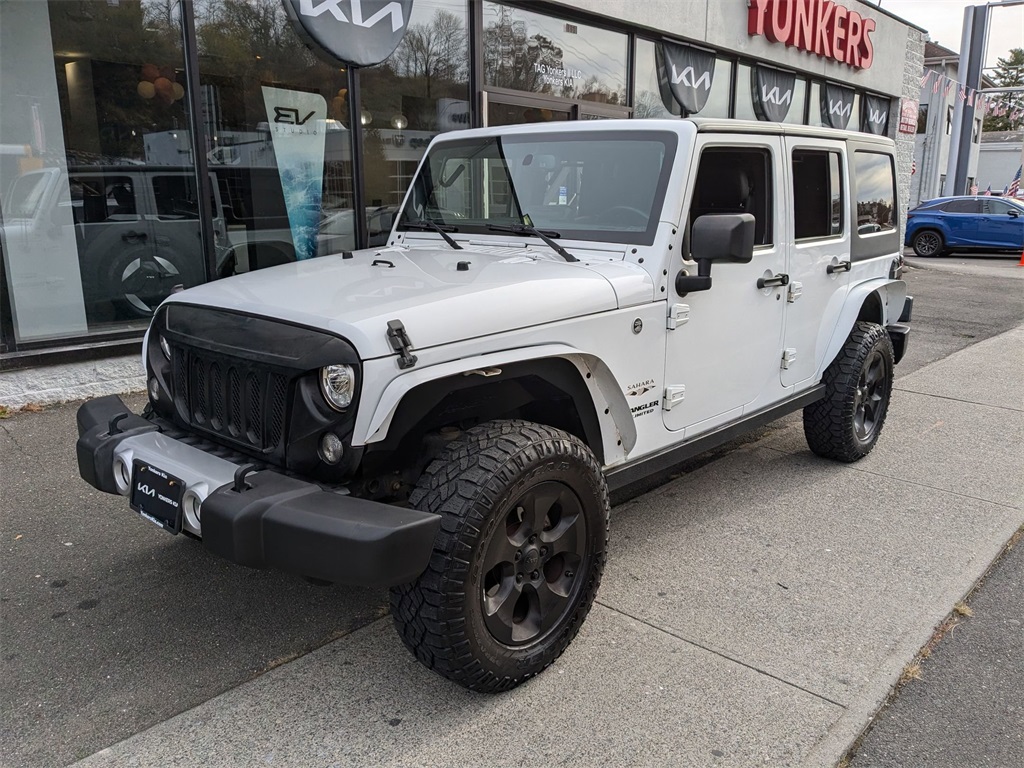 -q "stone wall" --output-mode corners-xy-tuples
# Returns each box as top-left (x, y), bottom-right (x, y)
(897, 27), (926, 249)
(0, 356), (144, 410)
